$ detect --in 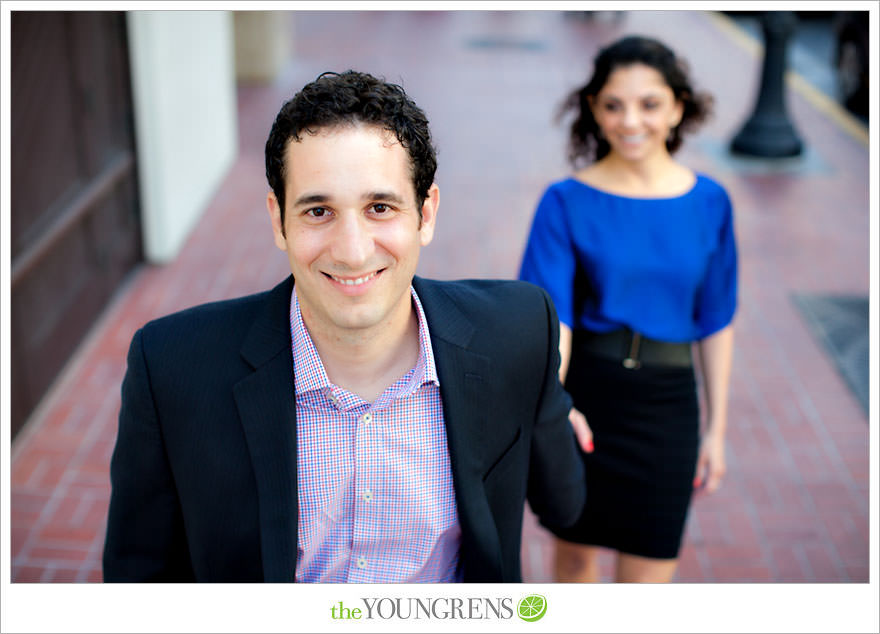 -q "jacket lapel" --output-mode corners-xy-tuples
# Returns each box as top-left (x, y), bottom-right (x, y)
(233, 276), (299, 582)
(413, 277), (502, 581)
